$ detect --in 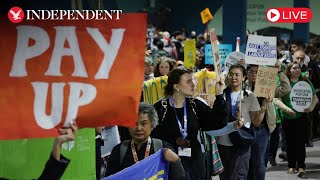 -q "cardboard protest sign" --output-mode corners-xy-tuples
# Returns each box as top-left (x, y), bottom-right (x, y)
(205, 44), (214, 65)
(104, 150), (169, 180)
(210, 28), (222, 80)
(245, 34), (277, 66)
(224, 51), (245, 70)
(254, 66), (278, 99)
(0, 129), (95, 180)
(184, 39), (197, 69)
(290, 81), (313, 112)
(0, 14), (147, 140)
(218, 44), (233, 70)
(200, 8), (213, 24)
